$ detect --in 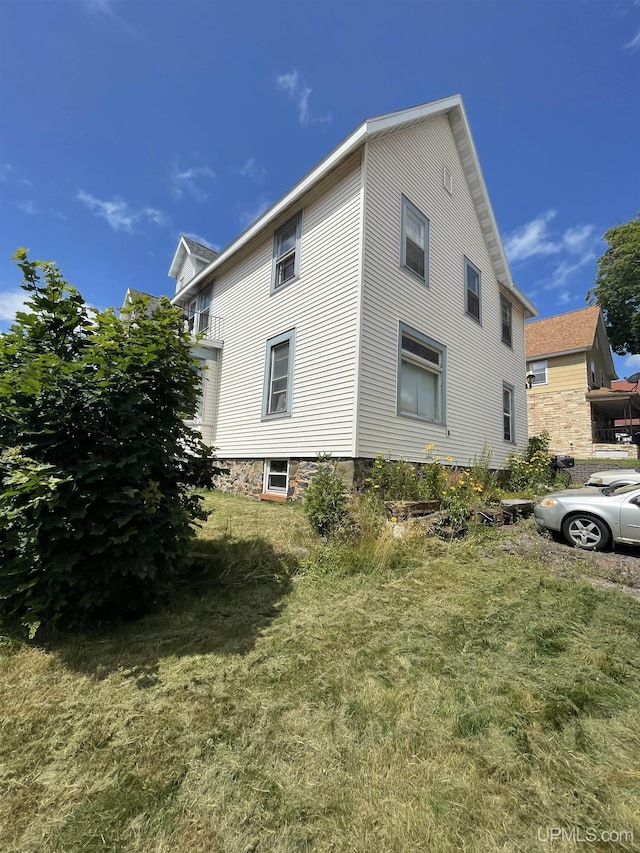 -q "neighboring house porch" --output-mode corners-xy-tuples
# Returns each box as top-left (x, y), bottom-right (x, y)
(525, 306), (639, 459)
